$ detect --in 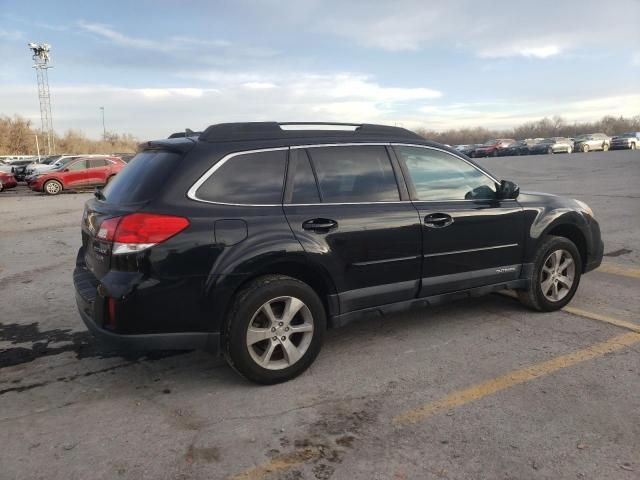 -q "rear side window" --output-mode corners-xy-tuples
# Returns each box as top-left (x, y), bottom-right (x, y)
(308, 146), (399, 202)
(89, 159), (108, 168)
(103, 151), (180, 204)
(196, 150), (286, 204)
